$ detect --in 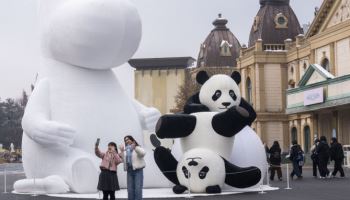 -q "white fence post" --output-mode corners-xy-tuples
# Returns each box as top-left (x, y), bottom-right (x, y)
(285, 163), (292, 190)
